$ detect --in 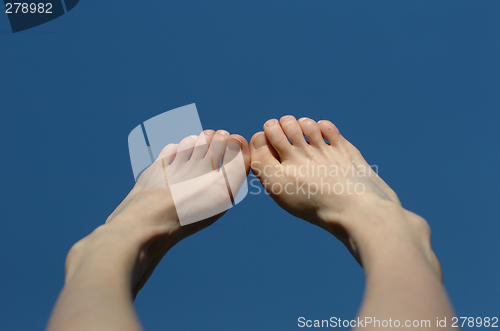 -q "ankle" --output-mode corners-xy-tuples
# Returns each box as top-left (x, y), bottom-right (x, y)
(64, 224), (149, 285)
(319, 198), (441, 278)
